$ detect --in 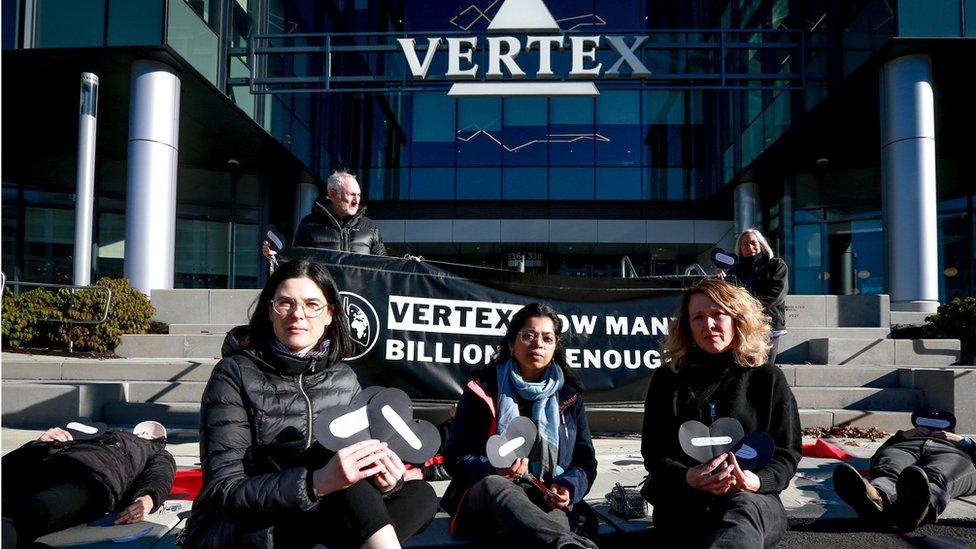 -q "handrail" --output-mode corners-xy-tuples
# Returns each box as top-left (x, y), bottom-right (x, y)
(684, 263), (708, 276)
(1, 274), (113, 326)
(621, 256), (639, 279)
